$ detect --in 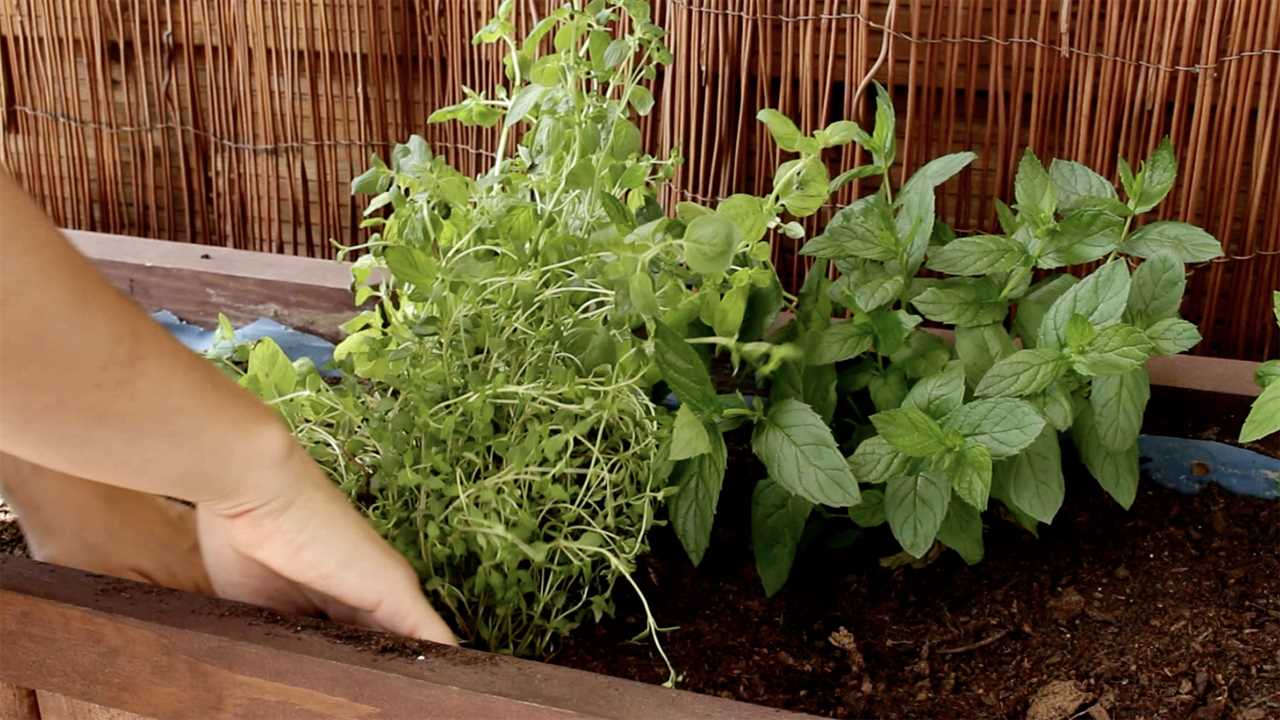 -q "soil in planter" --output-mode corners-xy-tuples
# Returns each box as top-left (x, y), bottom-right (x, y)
(550, 387), (1280, 719)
